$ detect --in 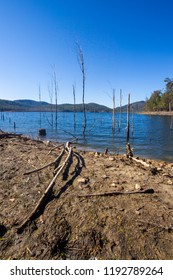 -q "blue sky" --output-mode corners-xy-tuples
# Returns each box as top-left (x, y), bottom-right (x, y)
(0, 0), (173, 108)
